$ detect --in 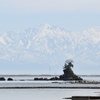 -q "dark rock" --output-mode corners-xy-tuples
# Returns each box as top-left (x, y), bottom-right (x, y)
(49, 77), (59, 80)
(34, 78), (48, 80)
(59, 67), (83, 80)
(38, 78), (44, 80)
(34, 60), (83, 81)
(34, 78), (39, 80)
(0, 77), (5, 81)
(59, 60), (83, 81)
(7, 78), (13, 81)
(43, 78), (48, 80)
